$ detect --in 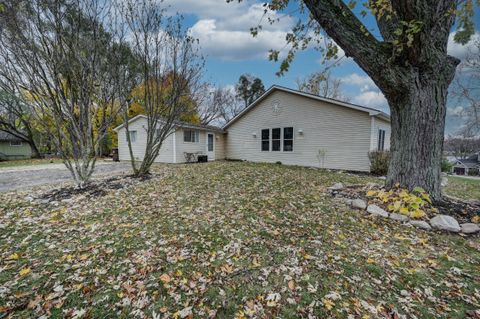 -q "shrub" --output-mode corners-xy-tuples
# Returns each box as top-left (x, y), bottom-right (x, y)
(441, 158), (453, 173)
(468, 168), (479, 176)
(368, 151), (390, 175)
(366, 186), (437, 219)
